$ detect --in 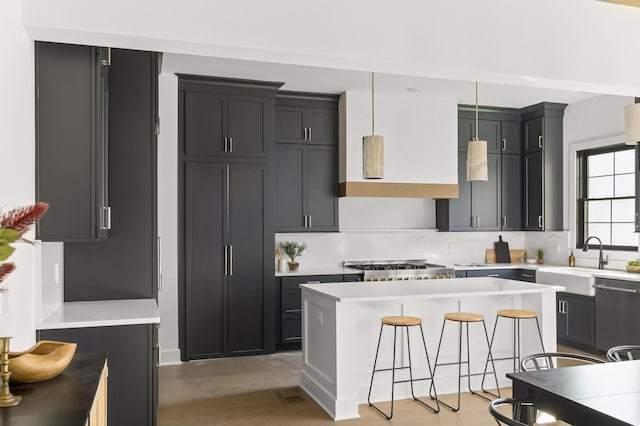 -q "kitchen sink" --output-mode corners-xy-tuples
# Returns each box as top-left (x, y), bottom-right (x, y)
(536, 267), (599, 296)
